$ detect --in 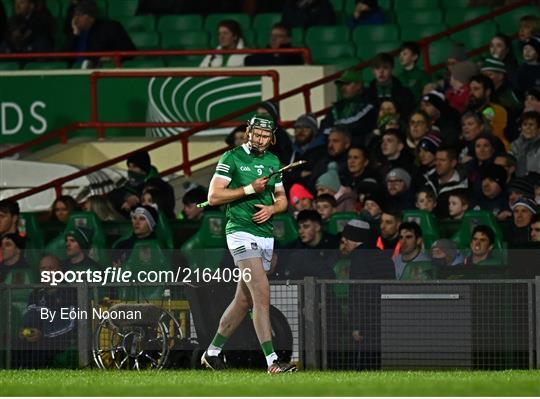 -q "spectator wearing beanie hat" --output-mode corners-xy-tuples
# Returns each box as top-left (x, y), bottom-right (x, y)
(289, 183), (314, 216)
(513, 36), (540, 97)
(414, 131), (443, 188)
(431, 239), (463, 267)
(113, 204), (159, 265)
(481, 58), (521, 119)
(384, 168), (415, 212)
(446, 61), (479, 113)
(316, 162), (357, 212)
(474, 164), (510, 216)
(505, 197), (538, 247)
(0, 232), (29, 283)
(421, 90), (462, 143)
(62, 227), (101, 272)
